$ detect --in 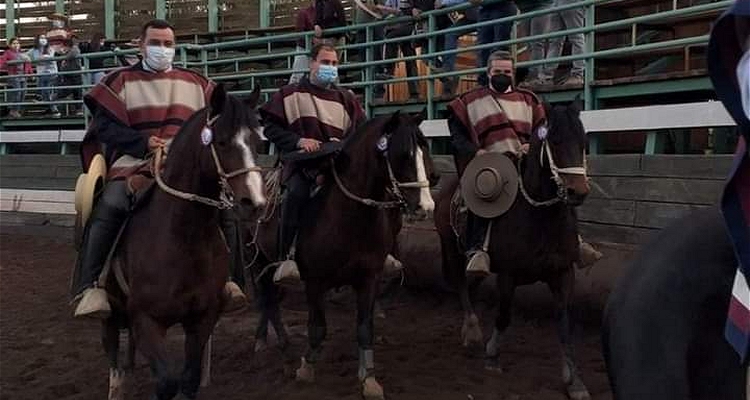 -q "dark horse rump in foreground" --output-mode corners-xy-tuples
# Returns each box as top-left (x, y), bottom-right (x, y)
(603, 207), (748, 400)
(246, 111), (436, 399)
(100, 85), (266, 400)
(435, 99), (593, 400)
